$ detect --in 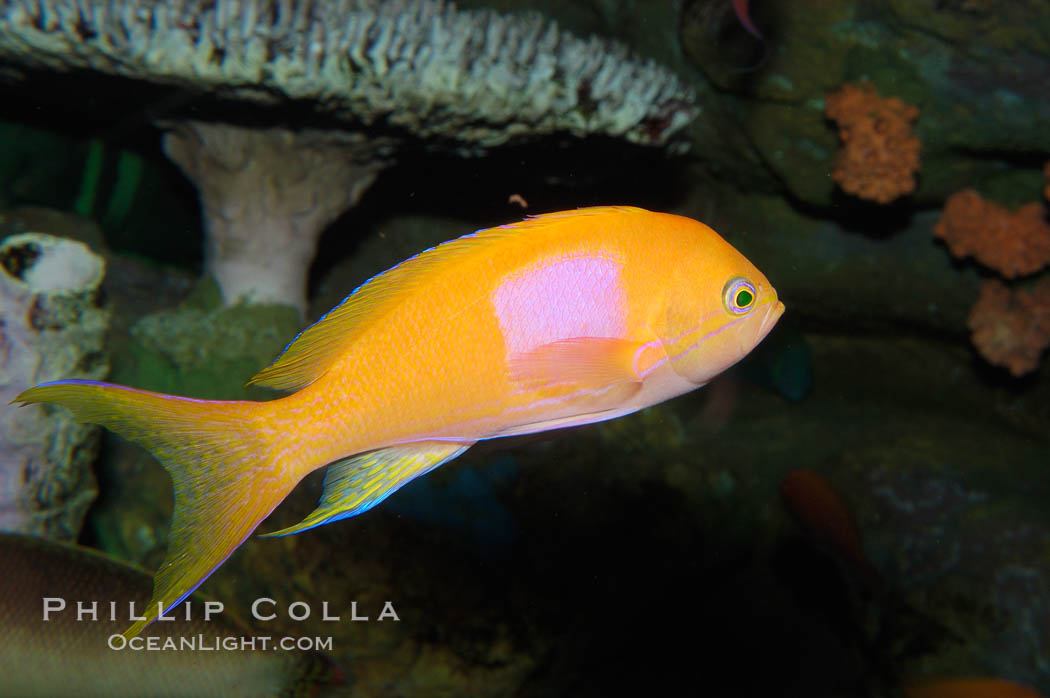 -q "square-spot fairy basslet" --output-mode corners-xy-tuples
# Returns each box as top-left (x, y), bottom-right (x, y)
(16, 206), (784, 638)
